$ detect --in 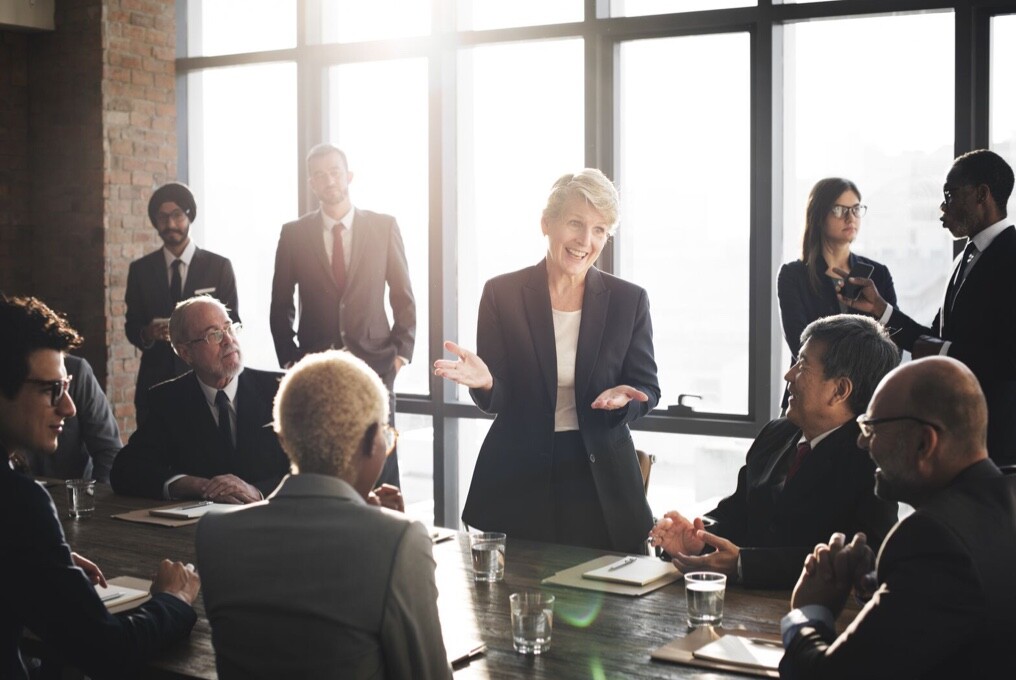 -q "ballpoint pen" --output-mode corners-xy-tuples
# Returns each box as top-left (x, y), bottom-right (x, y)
(607, 556), (638, 571)
(178, 500), (214, 510)
(100, 592), (124, 603)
